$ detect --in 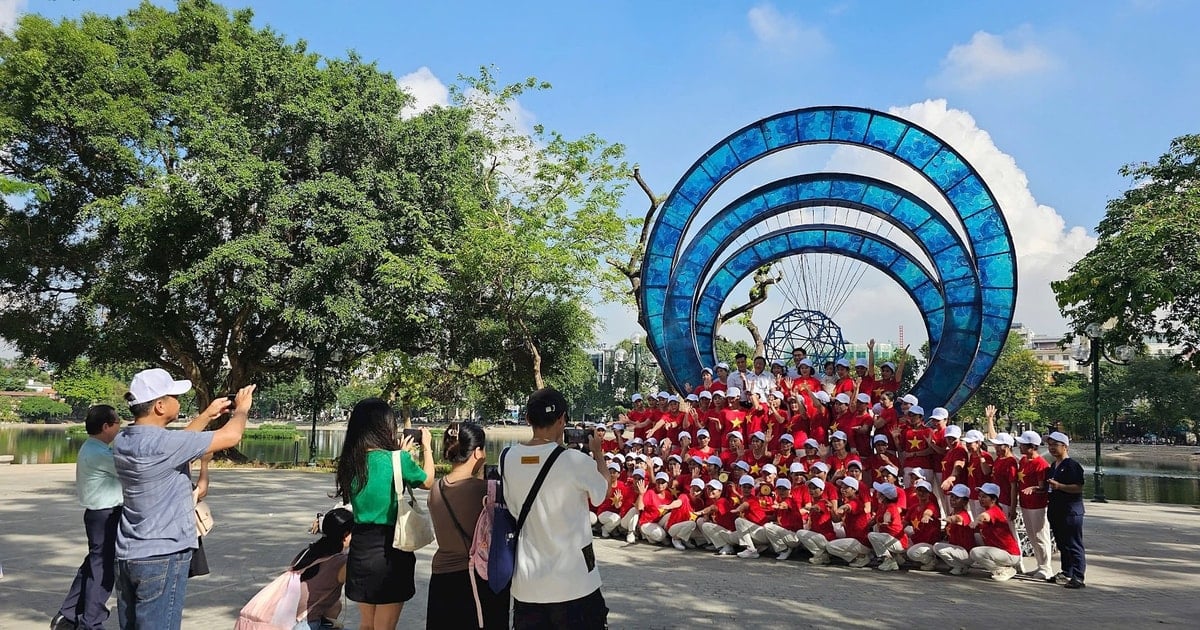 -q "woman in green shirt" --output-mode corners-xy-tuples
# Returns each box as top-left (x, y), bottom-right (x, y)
(335, 398), (434, 630)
